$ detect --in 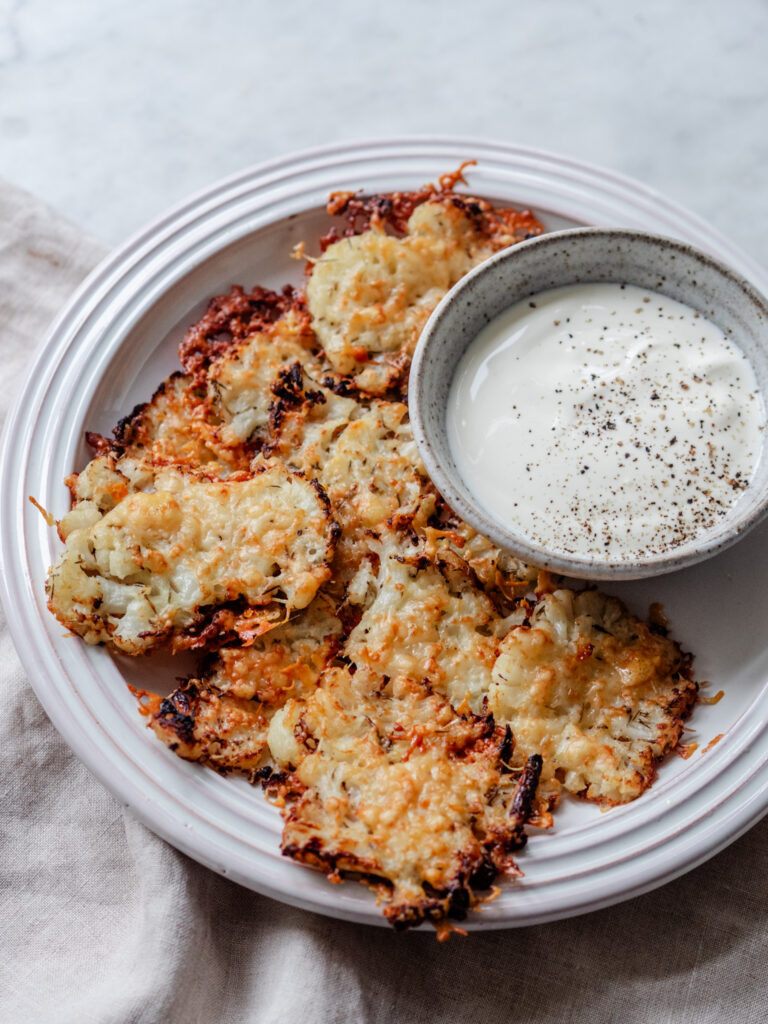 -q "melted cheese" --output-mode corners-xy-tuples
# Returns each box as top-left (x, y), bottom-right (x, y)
(344, 533), (502, 711)
(208, 310), (320, 448)
(209, 599), (341, 702)
(48, 461), (337, 654)
(145, 686), (271, 773)
(490, 588), (697, 804)
(264, 370), (433, 581)
(269, 668), (534, 927)
(306, 201), (501, 391)
(117, 372), (233, 473)
(278, 397), (427, 526)
(143, 600), (341, 770)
